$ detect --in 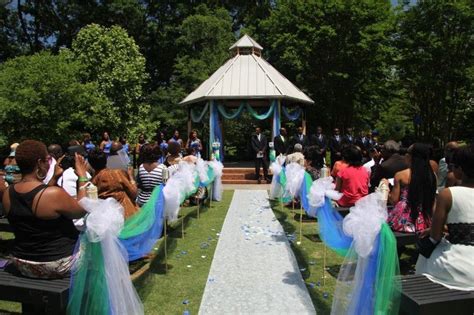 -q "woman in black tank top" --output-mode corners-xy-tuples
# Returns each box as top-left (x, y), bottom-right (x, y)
(2, 140), (88, 279)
